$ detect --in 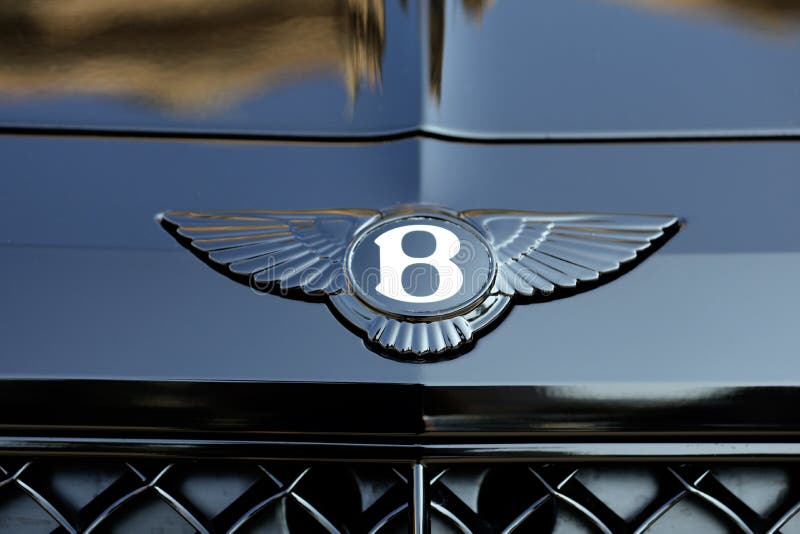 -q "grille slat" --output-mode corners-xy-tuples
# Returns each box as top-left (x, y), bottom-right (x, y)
(2, 459), (800, 533)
